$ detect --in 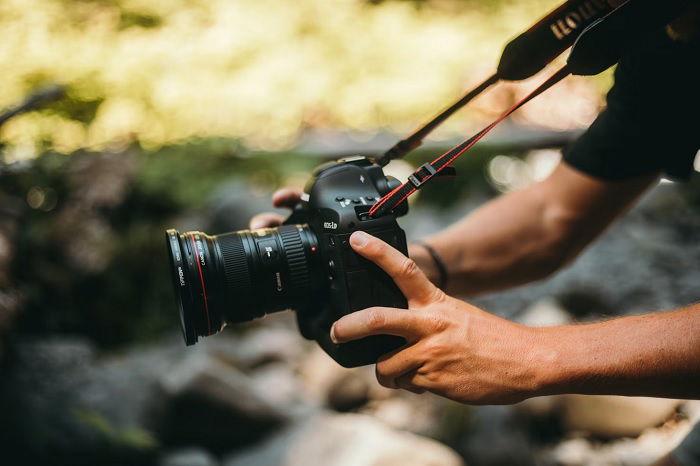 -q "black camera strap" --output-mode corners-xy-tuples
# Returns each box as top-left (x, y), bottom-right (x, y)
(370, 0), (697, 218)
(376, 0), (616, 167)
(369, 65), (571, 218)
